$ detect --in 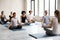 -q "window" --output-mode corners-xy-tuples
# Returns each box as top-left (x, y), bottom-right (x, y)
(35, 0), (39, 16)
(56, 0), (58, 9)
(39, 0), (44, 17)
(50, 0), (55, 16)
(31, 0), (57, 16)
(45, 0), (49, 15)
(31, 1), (35, 15)
(31, 0), (35, 15)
